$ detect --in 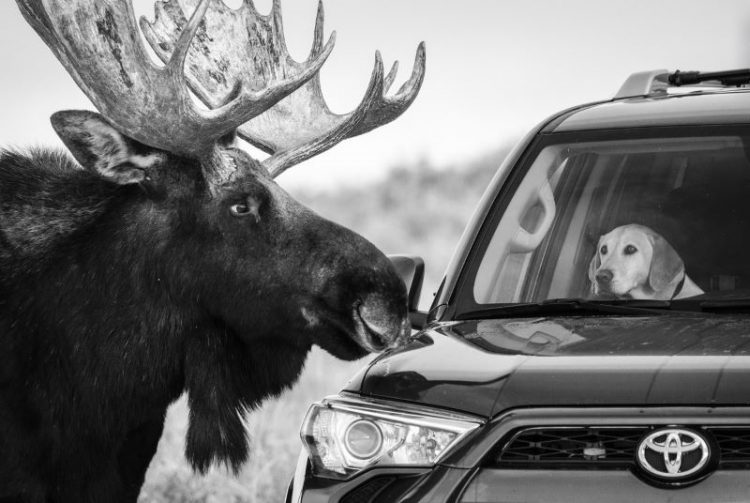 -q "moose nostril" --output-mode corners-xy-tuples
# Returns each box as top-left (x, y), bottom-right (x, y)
(596, 270), (613, 283)
(355, 295), (405, 350)
(358, 304), (396, 340)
